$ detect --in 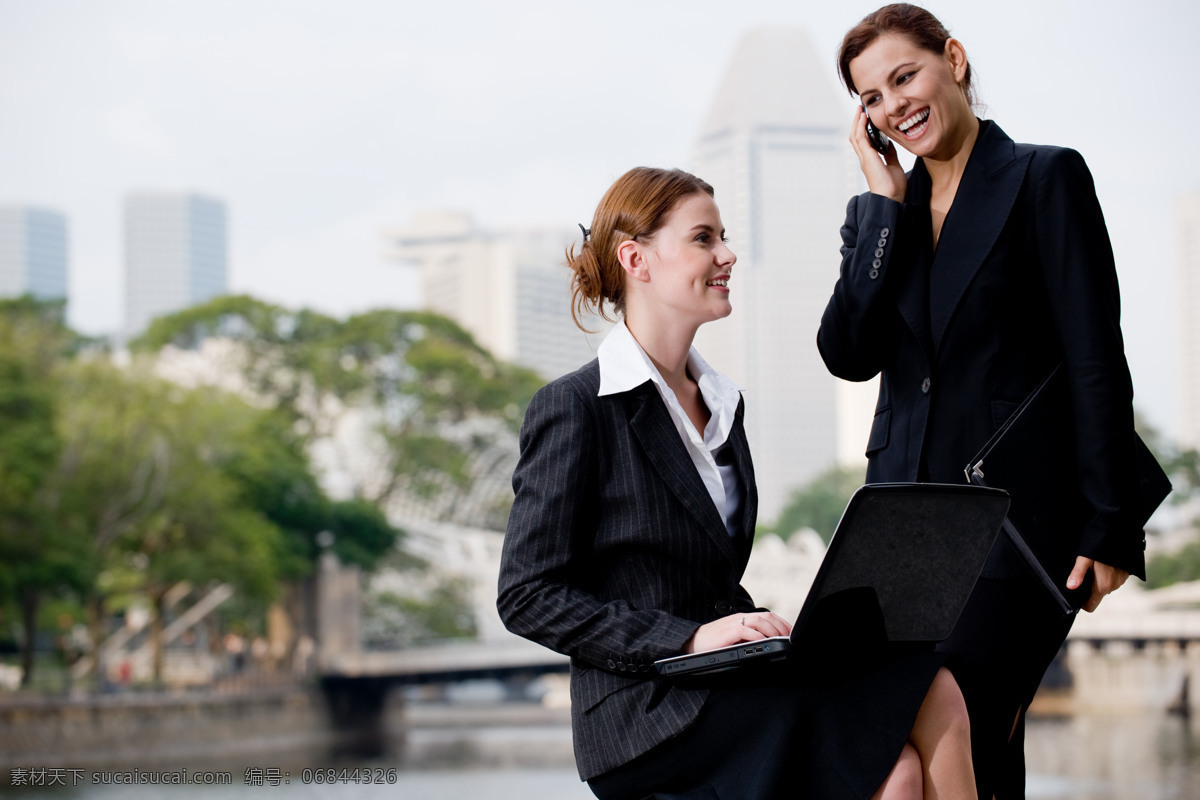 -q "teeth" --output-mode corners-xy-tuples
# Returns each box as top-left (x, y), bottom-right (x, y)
(707, 279), (728, 287)
(898, 109), (929, 133)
